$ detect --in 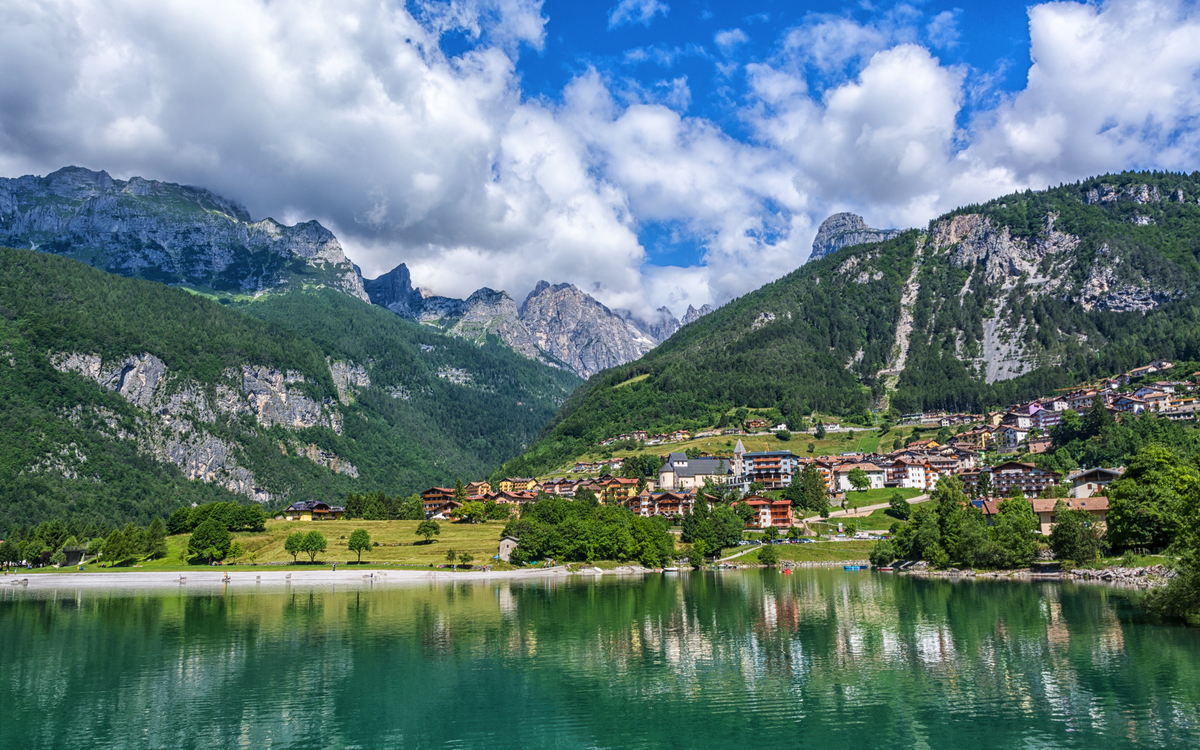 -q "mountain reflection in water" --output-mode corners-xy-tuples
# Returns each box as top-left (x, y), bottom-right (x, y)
(2, 570), (1197, 749)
